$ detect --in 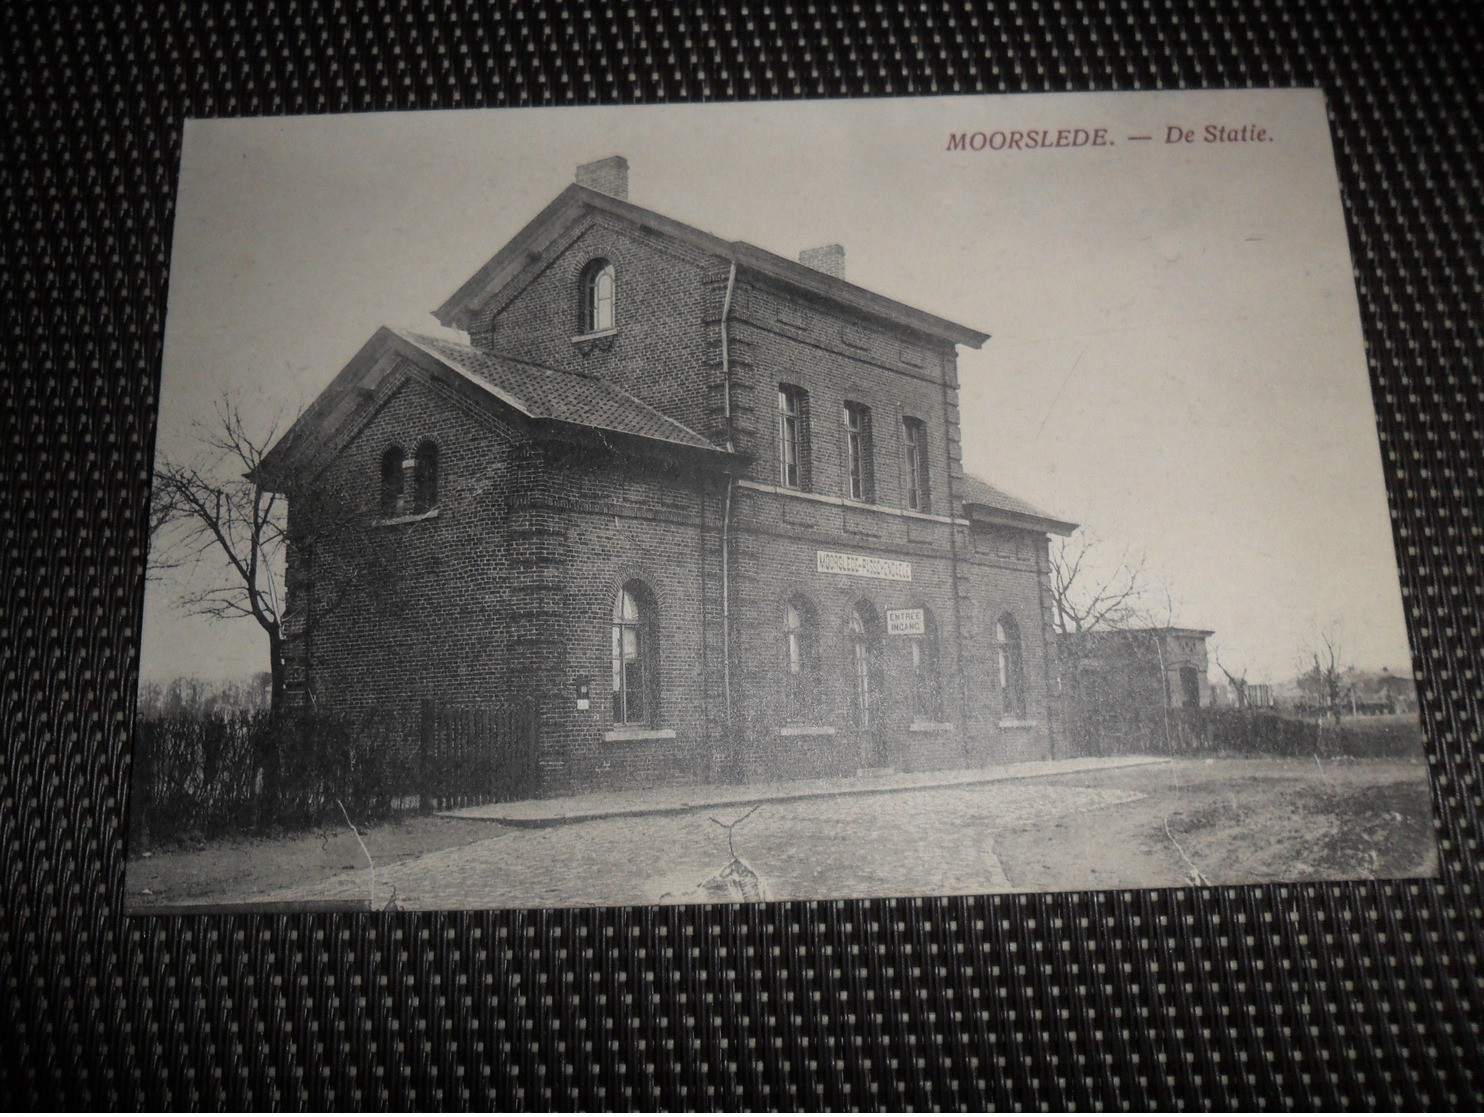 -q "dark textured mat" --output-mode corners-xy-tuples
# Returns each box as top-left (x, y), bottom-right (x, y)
(3, 1), (1480, 1108)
